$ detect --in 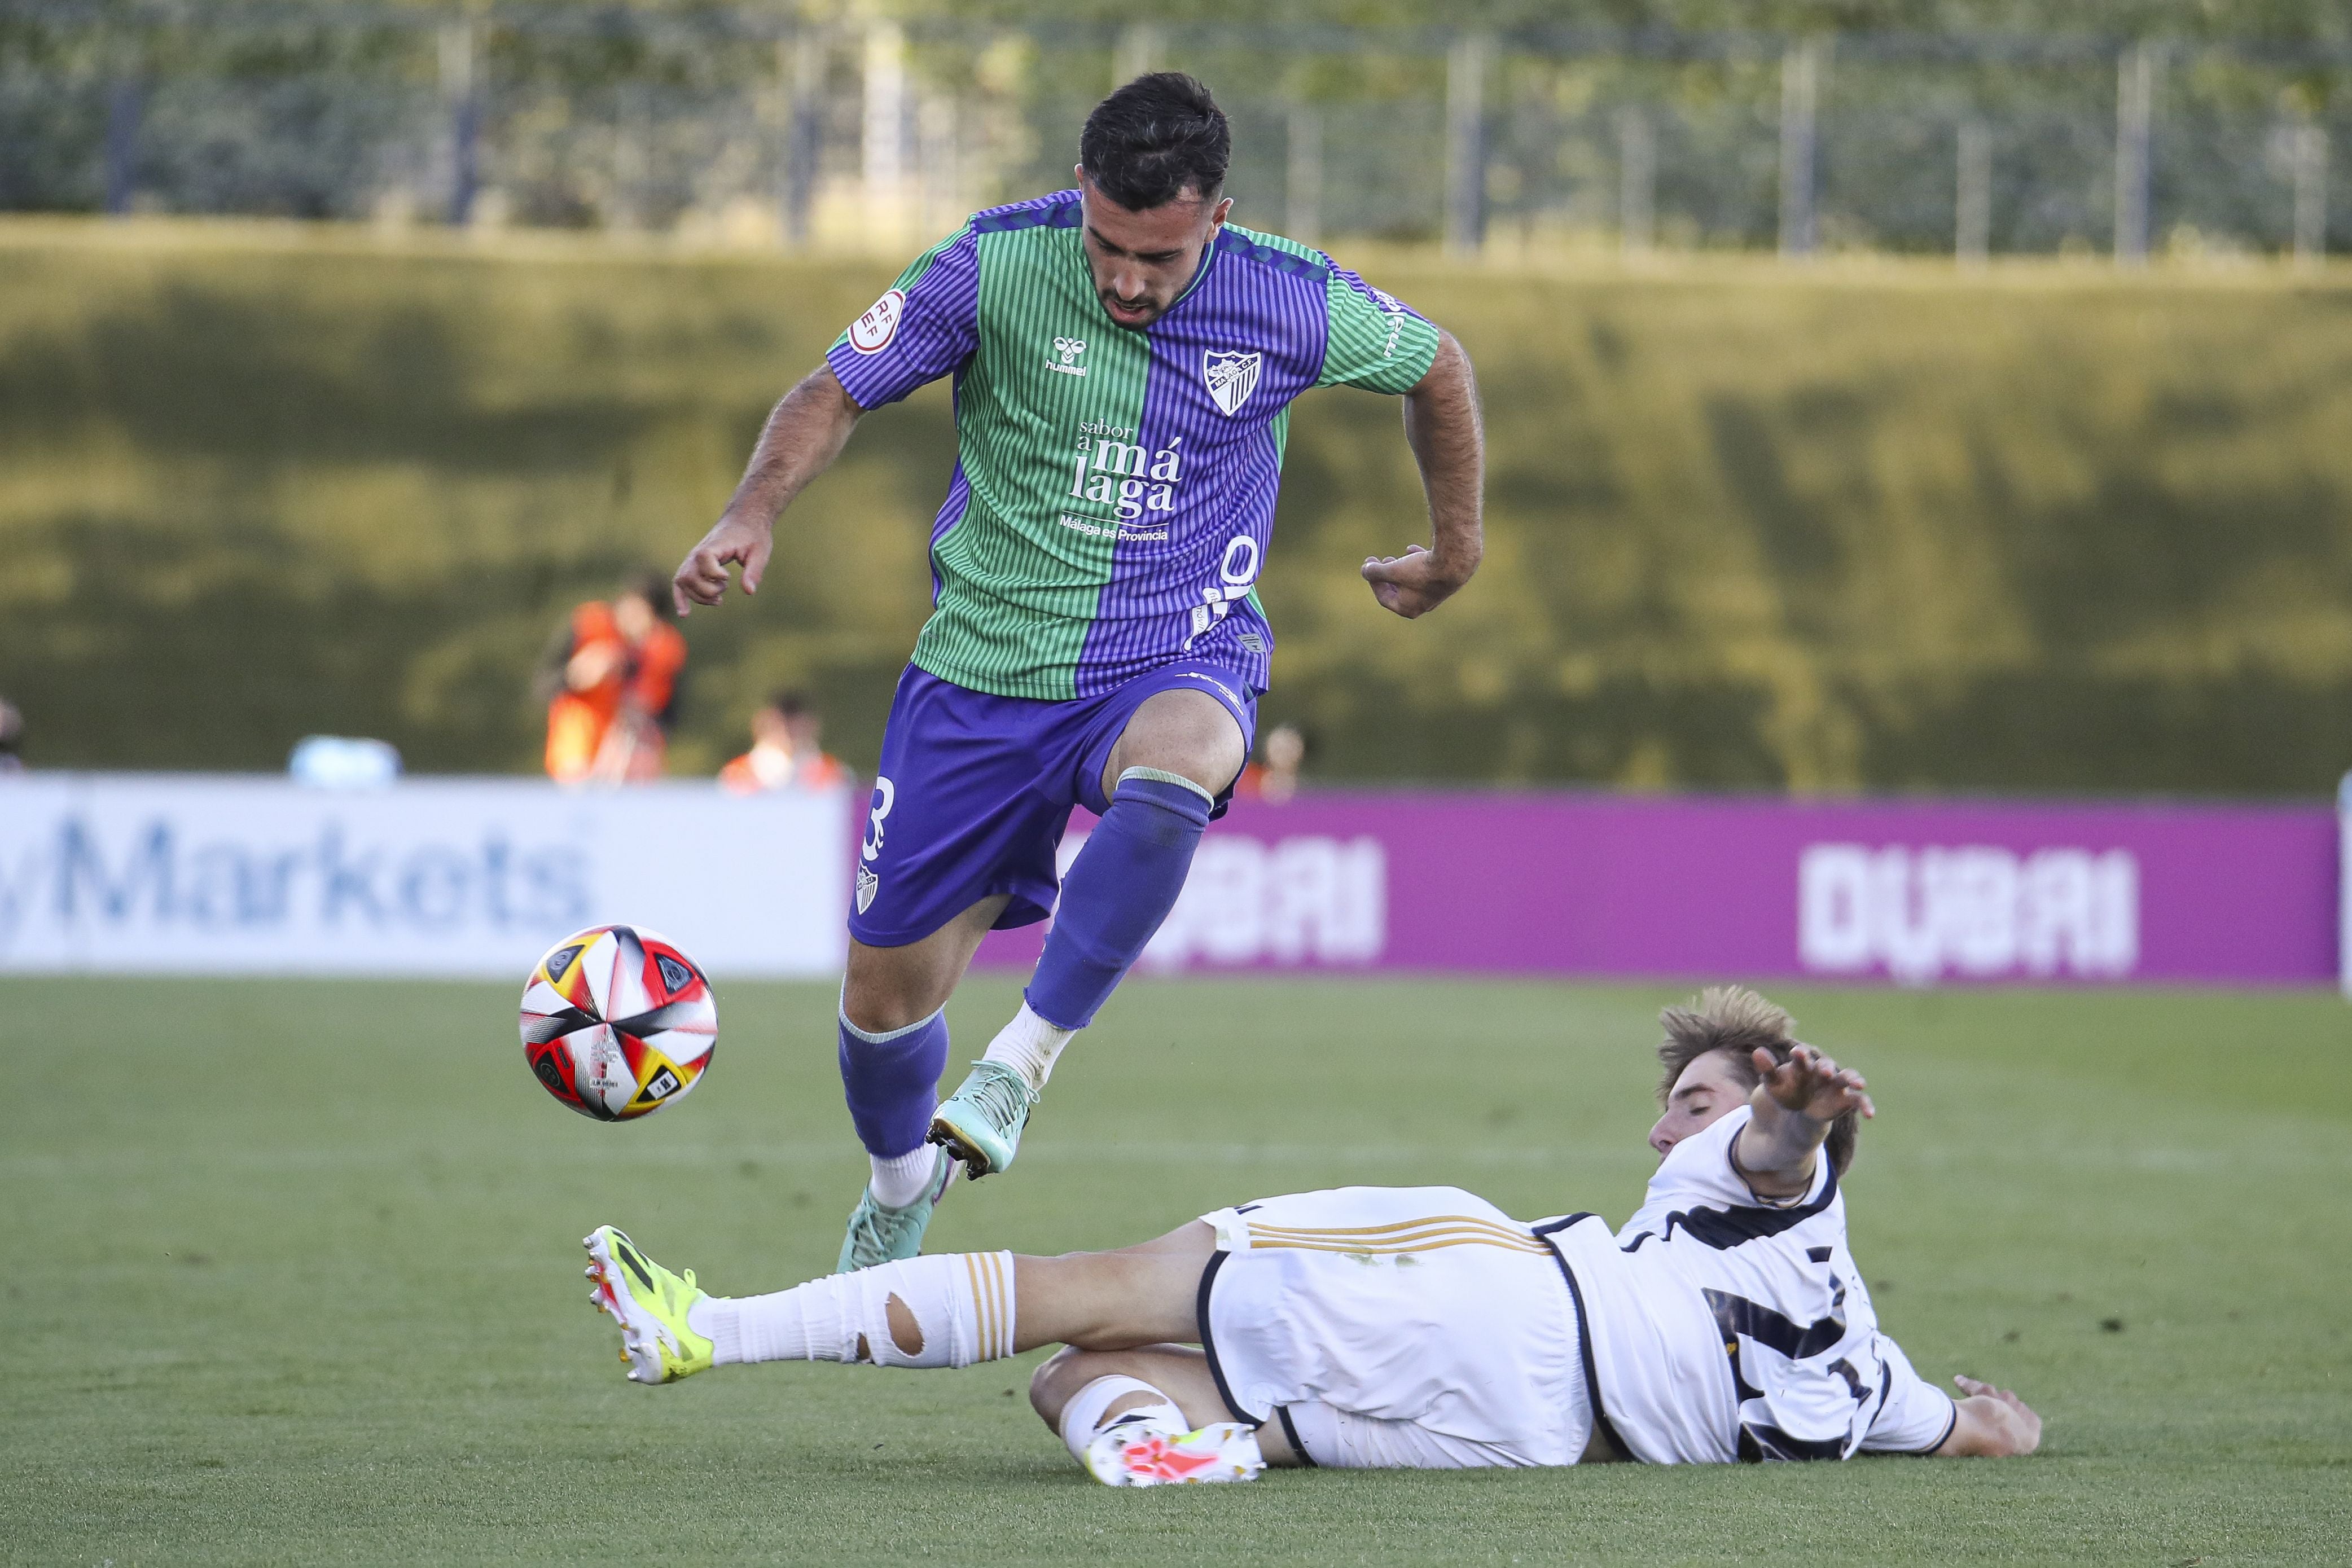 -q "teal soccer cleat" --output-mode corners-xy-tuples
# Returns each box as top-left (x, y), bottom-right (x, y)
(927, 1060), (1039, 1180)
(835, 1147), (955, 1274)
